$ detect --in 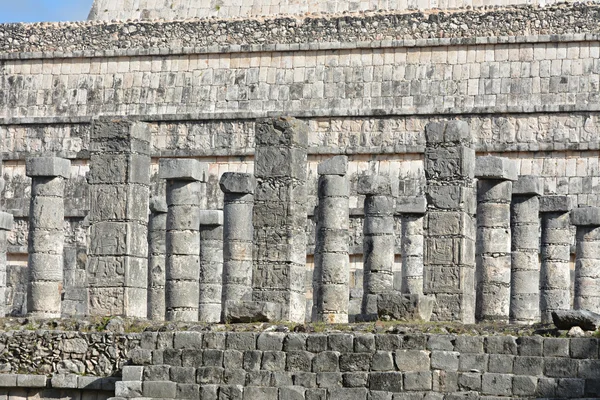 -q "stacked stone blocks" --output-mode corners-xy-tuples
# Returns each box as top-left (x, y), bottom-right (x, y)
(160, 158), (208, 322)
(148, 197), (167, 321)
(423, 120), (476, 323)
(198, 210), (224, 323)
(86, 120), (151, 318)
(252, 118), (309, 323)
(119, 331), (600, 400)
(539, 195), (574, 324)
(313, 156), (350, 323)
(570, 207), (600, 313)
(510, 176), (543, 324)
(474, 155), (518, 323)
(25, 157), (71, 318)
